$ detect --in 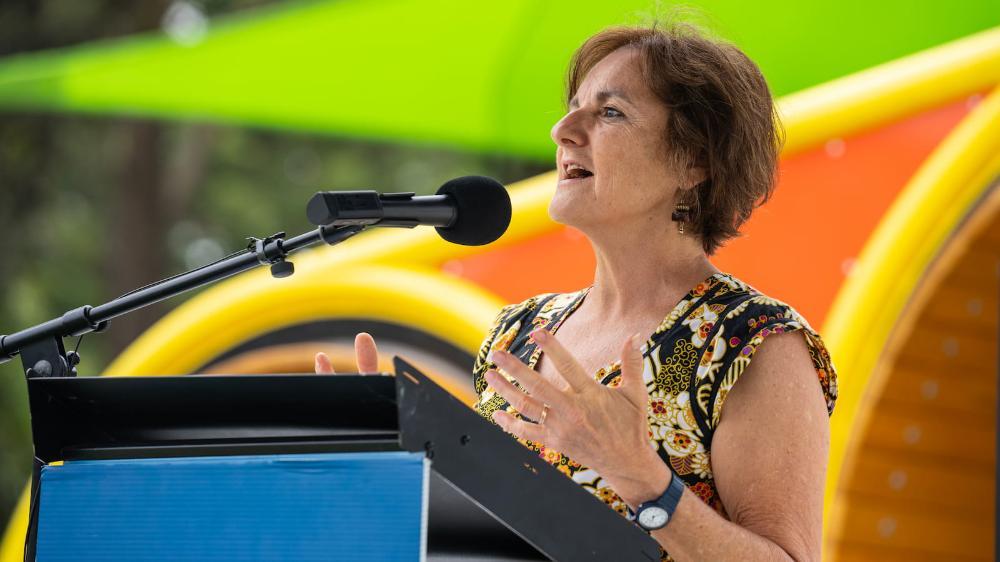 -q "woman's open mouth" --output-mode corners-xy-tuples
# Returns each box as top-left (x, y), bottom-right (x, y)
(561, 163), (594, 184)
